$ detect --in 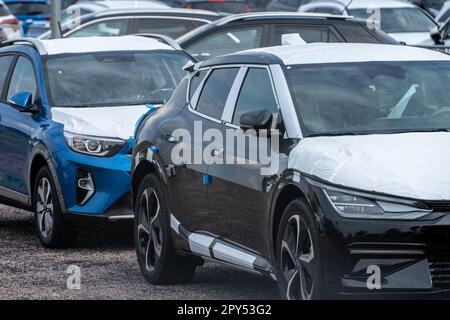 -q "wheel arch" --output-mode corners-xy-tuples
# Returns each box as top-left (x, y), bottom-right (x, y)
(131, 160), (159, 207)
(28, 145), (66, 212)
